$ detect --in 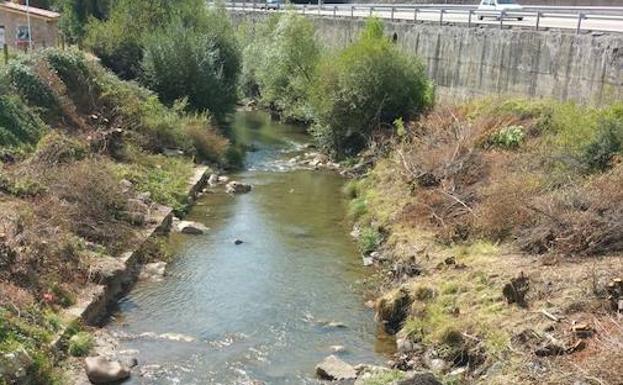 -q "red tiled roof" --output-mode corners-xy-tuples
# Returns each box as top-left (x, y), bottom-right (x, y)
(0, 1), (60, 20)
